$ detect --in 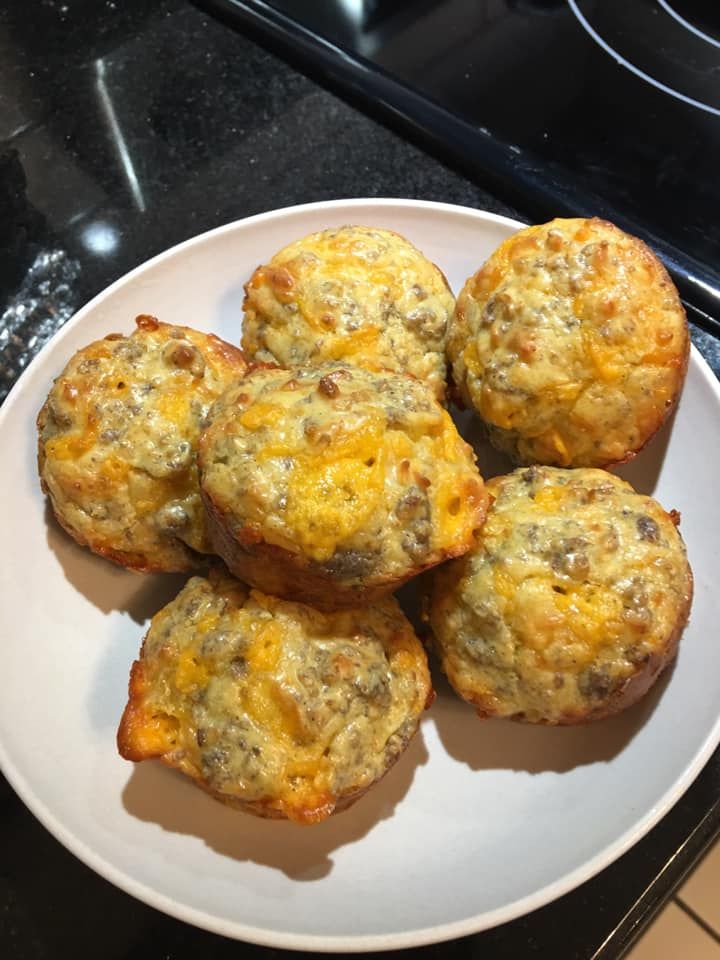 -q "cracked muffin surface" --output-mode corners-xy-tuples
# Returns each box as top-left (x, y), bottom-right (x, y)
(430, 466), (693, 724)
(448, 217), (689, 466)
(118, 568), (432, 824)
(38, 315), (247, 571)
(199, 362), (486, 608)
(242, 225), (454, 401)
